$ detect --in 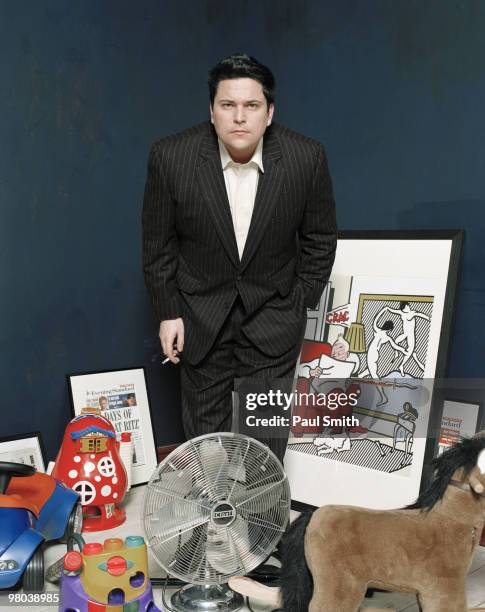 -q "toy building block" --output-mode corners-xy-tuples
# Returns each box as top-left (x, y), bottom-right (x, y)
(59, 535), (160, 611)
